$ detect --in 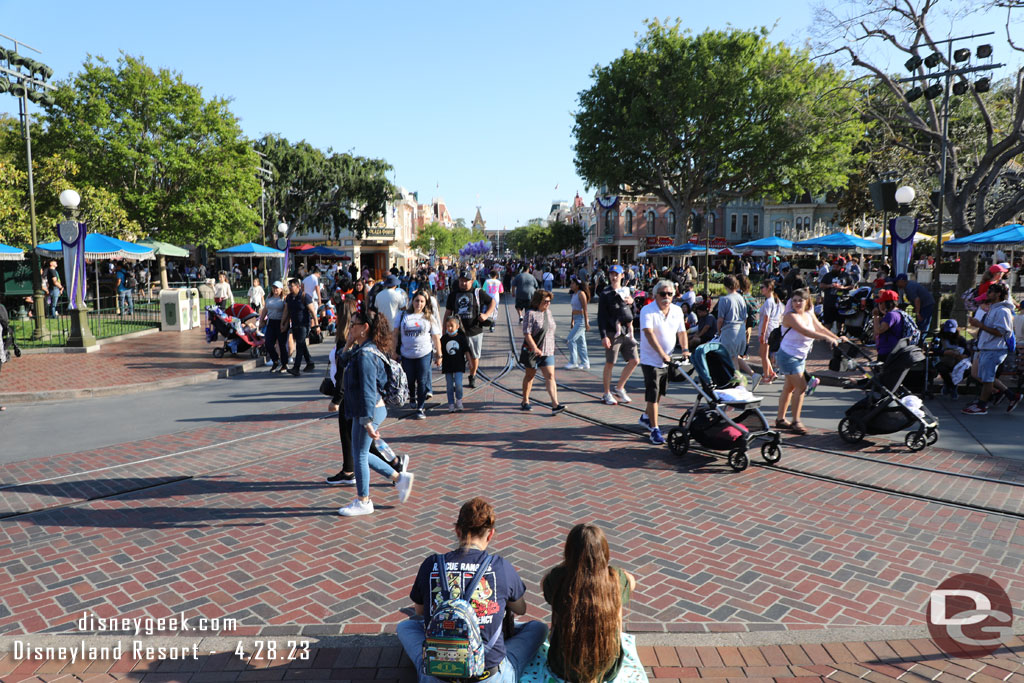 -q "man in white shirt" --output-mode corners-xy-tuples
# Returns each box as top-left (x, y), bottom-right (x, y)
(301, 267), (321, 308)
(374, 274), (408, 328)
(638, 280), (689, 445)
